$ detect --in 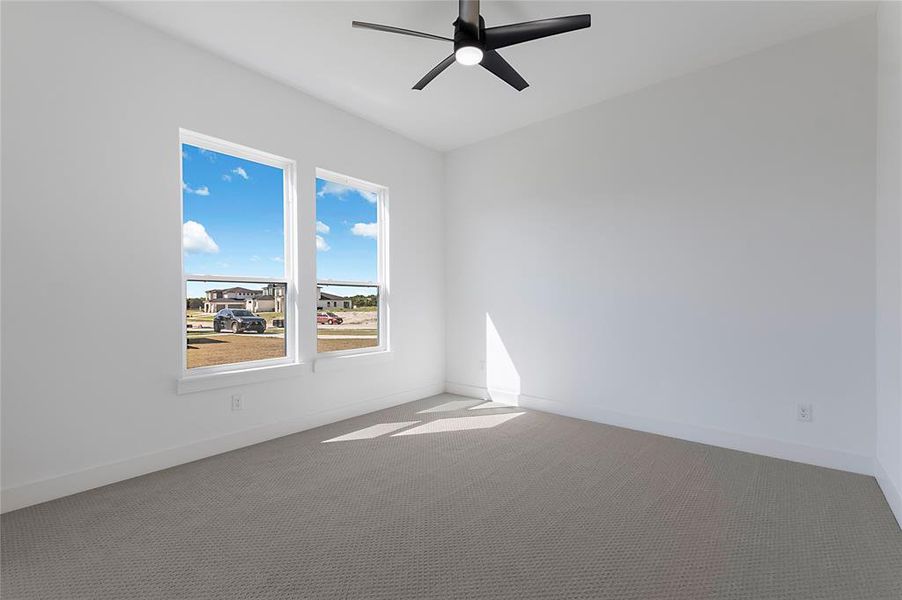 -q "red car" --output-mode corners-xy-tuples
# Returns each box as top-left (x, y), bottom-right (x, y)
(317, 312), (343, 325)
